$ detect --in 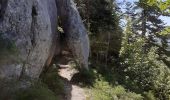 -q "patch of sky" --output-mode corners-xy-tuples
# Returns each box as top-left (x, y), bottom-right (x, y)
(117, 0), (170, 49)
(117, 0), (170, 26)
